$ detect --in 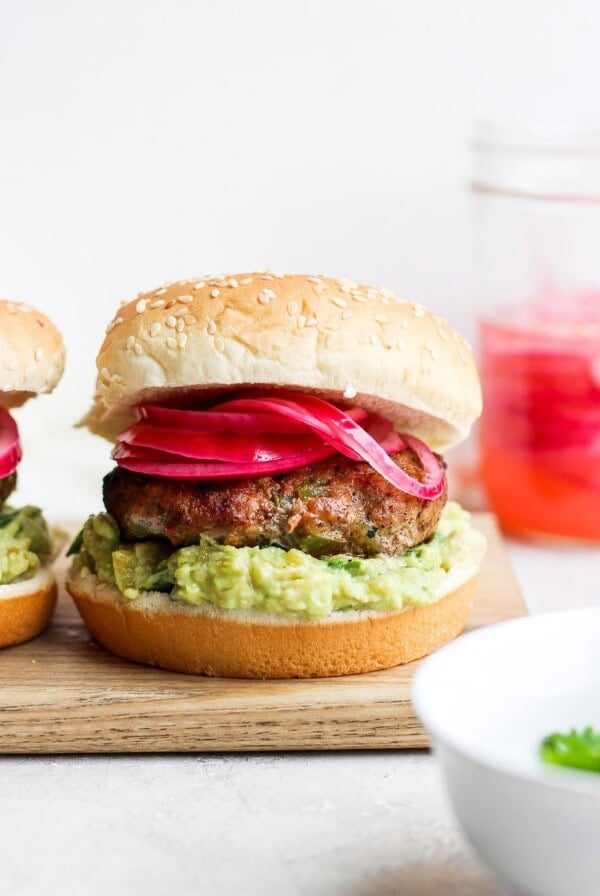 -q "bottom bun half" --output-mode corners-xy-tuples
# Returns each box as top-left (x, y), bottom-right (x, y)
(66, 553), (482, 678)
(0, 567), (58, 649)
